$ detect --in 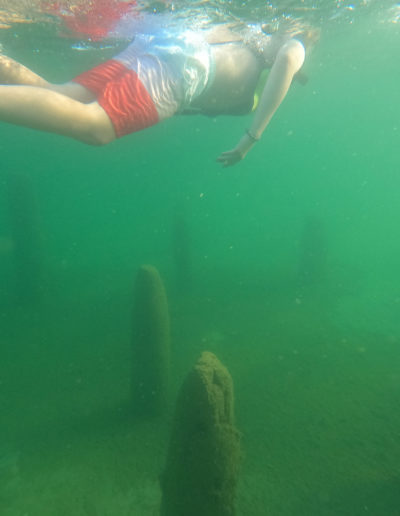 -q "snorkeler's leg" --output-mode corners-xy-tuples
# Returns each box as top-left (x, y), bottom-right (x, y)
(0, 54), (49, 87)
(0, 55), (96, 102)
(49, 82), (97, 102)
(0, 85), (115, 145)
